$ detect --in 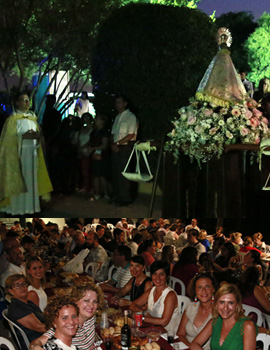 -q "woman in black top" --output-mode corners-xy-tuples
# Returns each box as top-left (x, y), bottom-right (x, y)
(113, 255), (152, 306)
(6, 274), (46, 344)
